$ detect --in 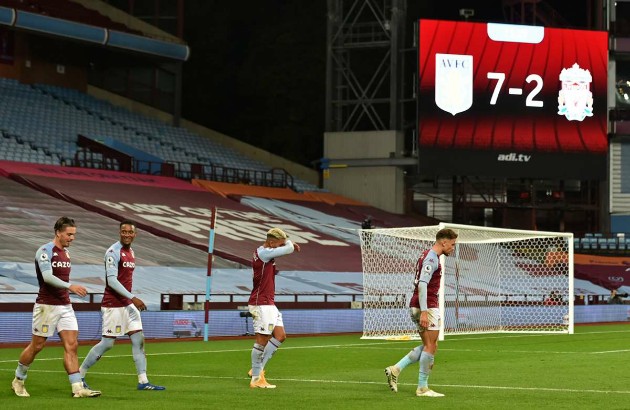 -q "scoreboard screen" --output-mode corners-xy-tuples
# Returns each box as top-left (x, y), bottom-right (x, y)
(417, 20), (608, 179)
